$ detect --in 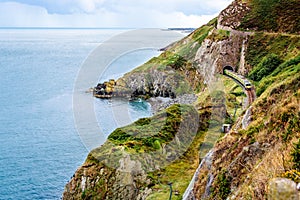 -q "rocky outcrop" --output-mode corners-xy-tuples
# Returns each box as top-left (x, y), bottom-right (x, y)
(217, 0), (250, 31)
(63, 154), (153, 200)
(268, 178), (299, 200)
(183, 150), (214, 200)
(114, 68), (178, 99)
(149, 94), (197, 114)
(193, 30), (245, 83)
